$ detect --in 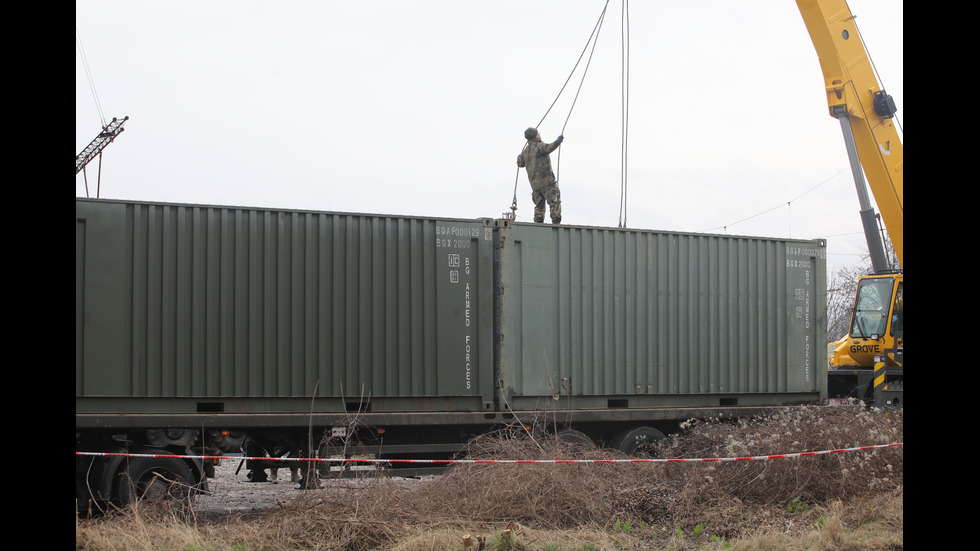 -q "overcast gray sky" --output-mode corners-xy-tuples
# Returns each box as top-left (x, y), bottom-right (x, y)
(76, 1), (903, 274)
